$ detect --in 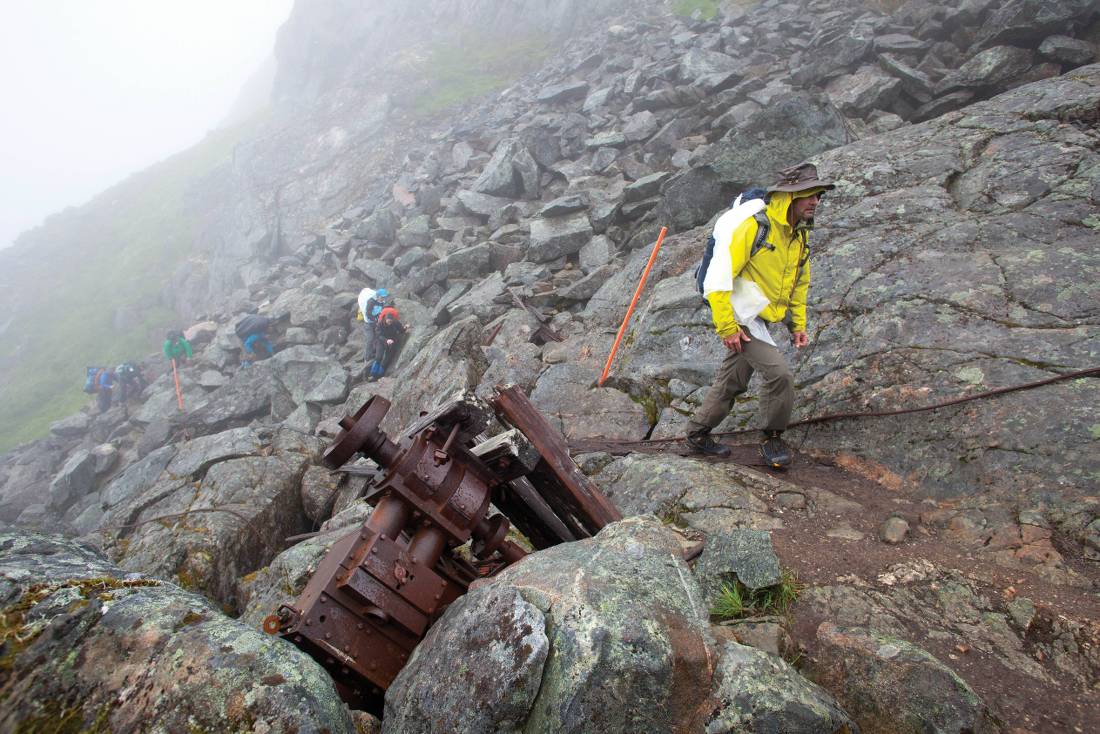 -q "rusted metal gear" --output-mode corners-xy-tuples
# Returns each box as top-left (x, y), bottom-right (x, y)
(322, 395), (394, 468)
